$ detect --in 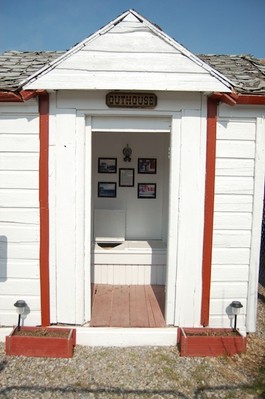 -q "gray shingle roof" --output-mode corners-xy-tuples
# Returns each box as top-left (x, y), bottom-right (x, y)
(0, 51), (64, 90)
(0, 50), (264, 94)
(198, 54), (265, 94)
